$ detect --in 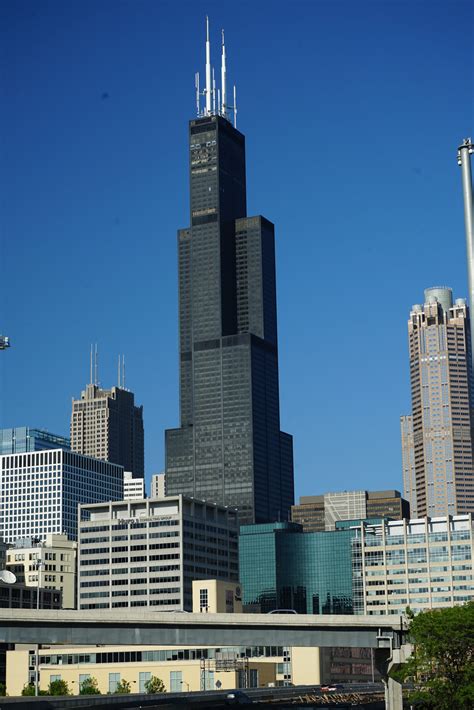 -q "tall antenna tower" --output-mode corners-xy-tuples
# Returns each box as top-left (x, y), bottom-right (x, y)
(457, 137), (474, 369)
(194, 18), (238, 125)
